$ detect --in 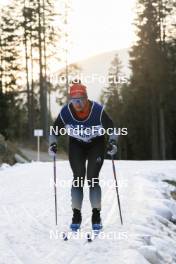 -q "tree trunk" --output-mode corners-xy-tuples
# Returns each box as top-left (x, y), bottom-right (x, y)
(24, 0), (32, 140)
(159, 103), (166, 159)
(38, 0), (47, 138)
(151, 90), (160, 160)
(30, 22), (34, 138)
